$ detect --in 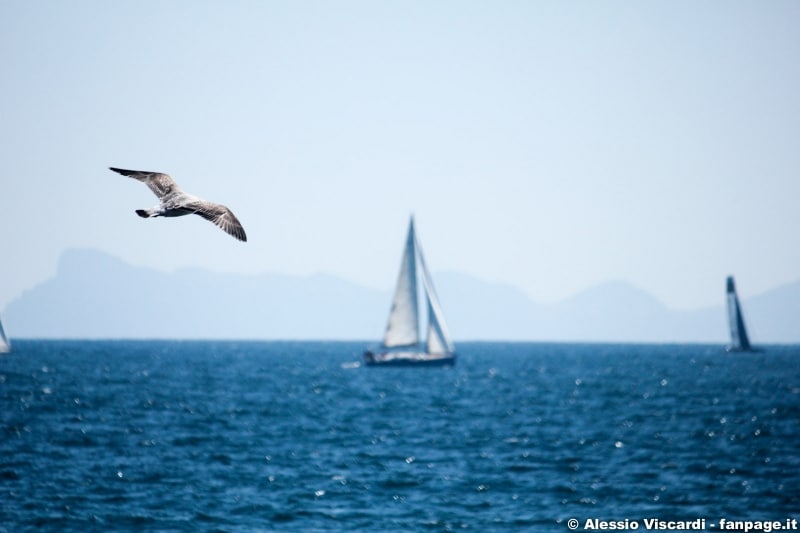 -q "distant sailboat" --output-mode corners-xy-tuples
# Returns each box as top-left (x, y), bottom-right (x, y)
(726, 276), (754, 352)
(364, 217), (455, 367)
(0, 316), (10, 353)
